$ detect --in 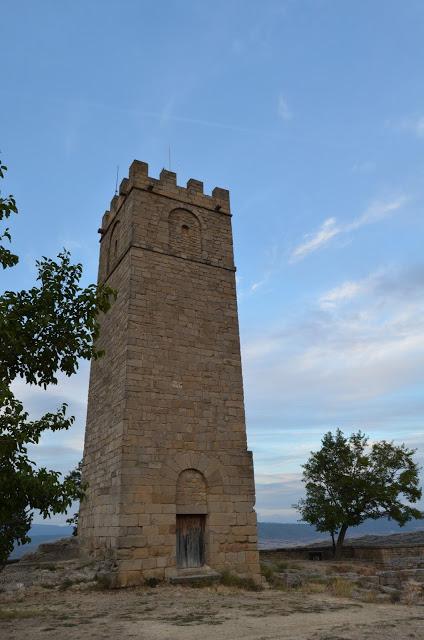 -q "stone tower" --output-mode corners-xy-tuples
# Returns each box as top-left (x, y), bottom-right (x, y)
(78, 160), (260, 586)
